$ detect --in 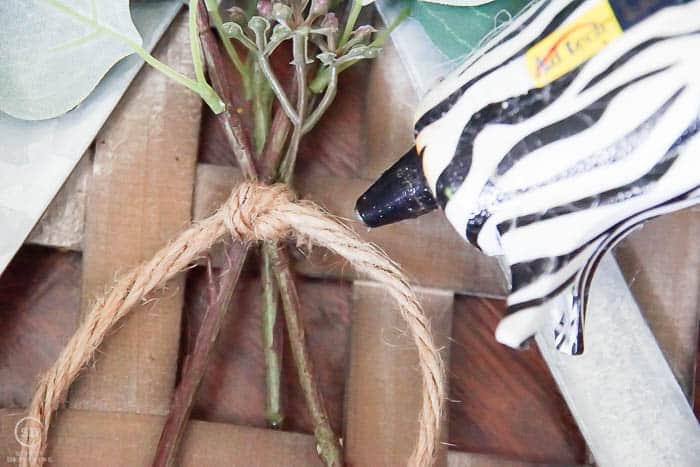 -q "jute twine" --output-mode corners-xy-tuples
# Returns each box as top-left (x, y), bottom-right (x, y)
(20, 182), (445, 467)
